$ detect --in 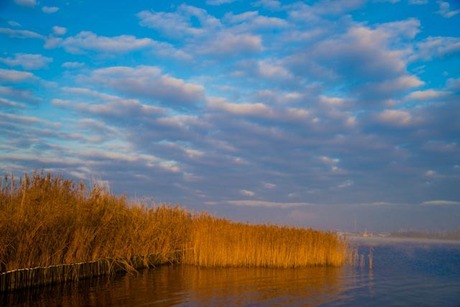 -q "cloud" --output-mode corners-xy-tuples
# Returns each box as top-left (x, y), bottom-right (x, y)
(42, 6), (59, 14)
(240, 189), (255, 197)
(0, 86), (40, 104)
(437, 0), (460, 18)
(223, 11), (288, 31)
(413, 36), (460, 61)
(52, 97), (162, 122)
(52, 26), (67, 36)
(61, 62), (85, 69)
(253, 0), (282, 10)
(87, 66), (205, 107)
(14, 0), (36, 8)
(312, 0), (366, 15)
(207, 97), (273, 117)
(319, 95), (347, 107)
(139, 5), (263, 58)
(312, 25), (409, 80)
(0, 97), (27, 110)
(0, 69), (37, 82)
(0, 53), (52, 70)
(206, 0), (235, 5)
(420, 200), (460, 206)
(194, 32), (262, 57)
(0, 28), (44, 40)
(225, 200), (309, 208)
(138, 5), (220, 38)
(61, 31), (154, 53)
(53, 87), (165, 121)
(338, 179), (354, 188)
(377, 109), (413, 127)
(406, 89), (447, 101)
